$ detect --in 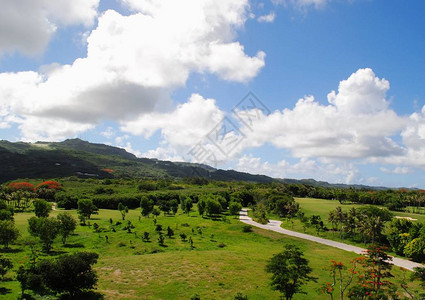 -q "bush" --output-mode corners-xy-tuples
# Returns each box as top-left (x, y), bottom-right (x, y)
(242, 225), (253, 233)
